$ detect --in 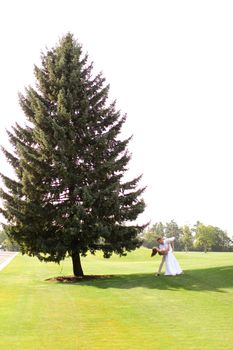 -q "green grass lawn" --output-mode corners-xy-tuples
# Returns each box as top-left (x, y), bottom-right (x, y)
(0, 249), (232, 350)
